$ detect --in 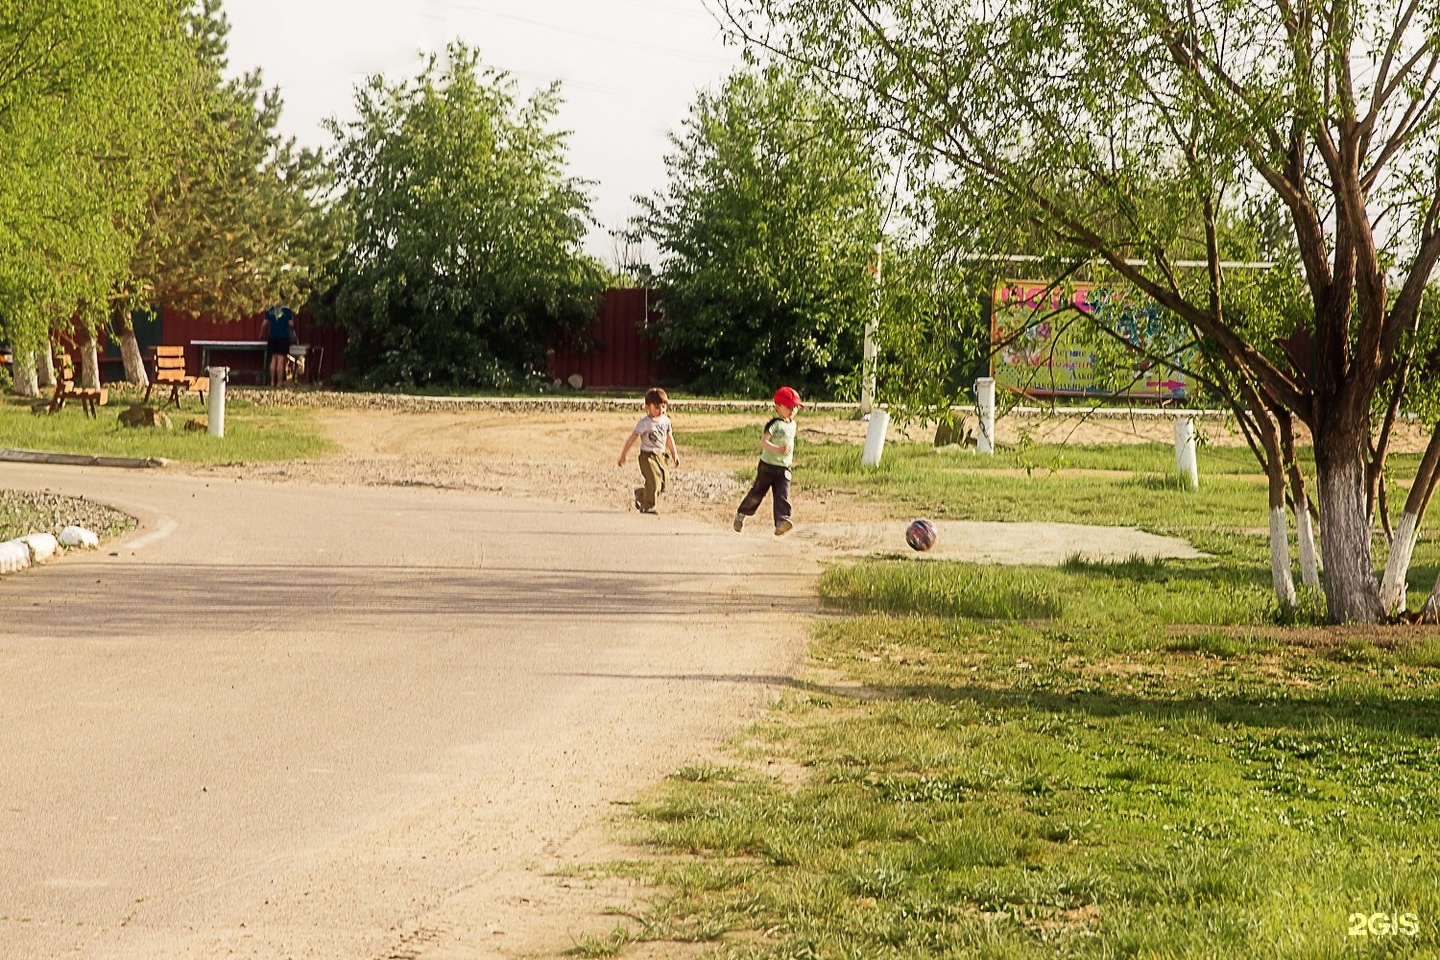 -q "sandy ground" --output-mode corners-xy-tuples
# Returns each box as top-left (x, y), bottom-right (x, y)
(204, 405), (1223, 565)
